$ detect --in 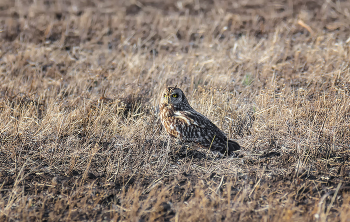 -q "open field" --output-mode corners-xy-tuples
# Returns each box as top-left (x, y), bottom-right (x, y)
(1, 0), (350, 221)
